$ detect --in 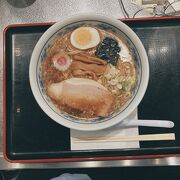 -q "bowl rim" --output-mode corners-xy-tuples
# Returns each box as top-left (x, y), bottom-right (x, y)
(29, 13), (149, 131)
